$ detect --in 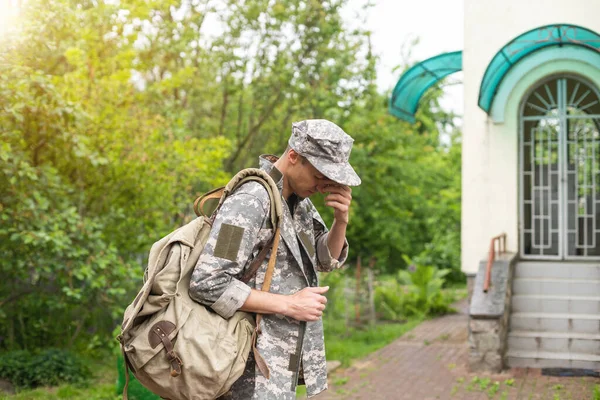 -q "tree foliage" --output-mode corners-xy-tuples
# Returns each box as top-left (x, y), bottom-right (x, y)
(0, 0), (461, 352)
